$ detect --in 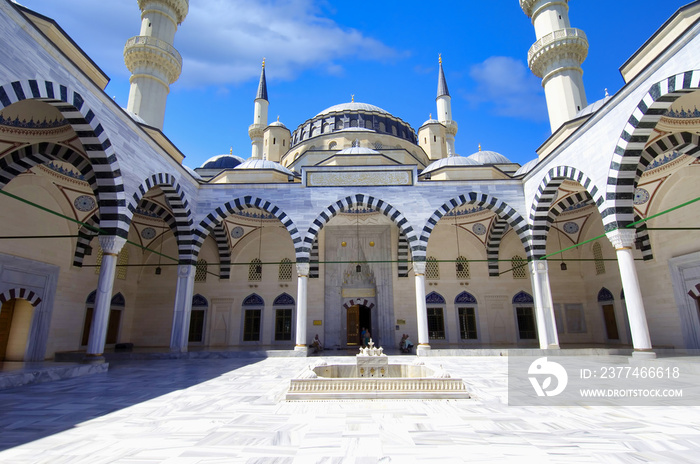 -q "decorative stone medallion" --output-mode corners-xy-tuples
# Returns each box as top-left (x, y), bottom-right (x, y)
(74, 195), (96, 212)
(231, 226), (244, 238)
(563, 222), (579, 234)
(472, 223), (486, 235)
(141, 227), (156, 240)
(634, 188), (650, 205)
